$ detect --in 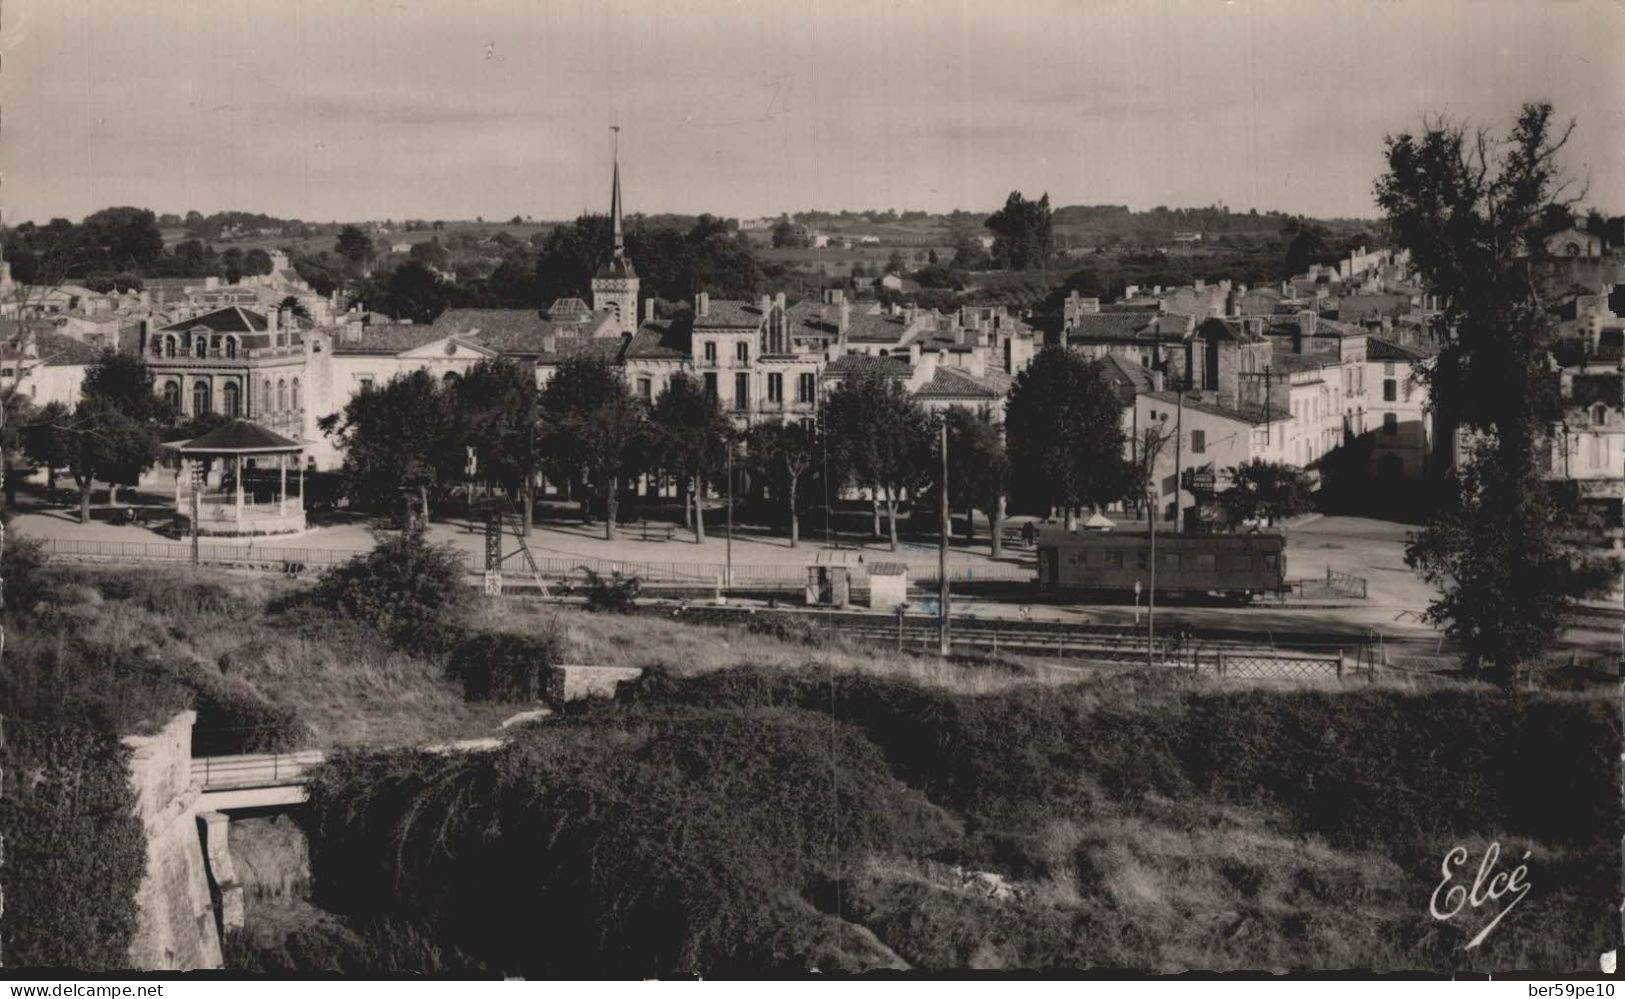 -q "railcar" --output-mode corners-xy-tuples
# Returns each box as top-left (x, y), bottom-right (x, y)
(1036, 529), (1286, 603)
